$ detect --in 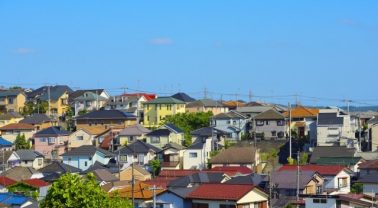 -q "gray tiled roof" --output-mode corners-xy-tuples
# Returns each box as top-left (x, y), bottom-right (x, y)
(167, 172), (225, 188)
(34, 126), (70, 137)
(144, 97), (185, 104)
(0, 90), (24, 98)
(210, 146), (257, 164)
(272, 170), (318, 189)
(165, 187), (197, 198)
(61, 145), (114, 157)
(171, 93), (196, 103)
(20, 114), (55, 125)
(212, 110), (248, 119)
(253, 109), (285, 120)
(16, 150), (44, 161)
(92, 169), (118, 182)
(186, 99), (225, 108)
(317, 113), (344, 125)
(225, 173), (268, 186)
(164, 123), (184, 133)
(309, 146), (356, 163)
(119, 124), (151, 136)
(75, 110), (136, 120)
(28, 85), (72, 101)
(116, 140), (161, 155)
(39, 161), (81, 174)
